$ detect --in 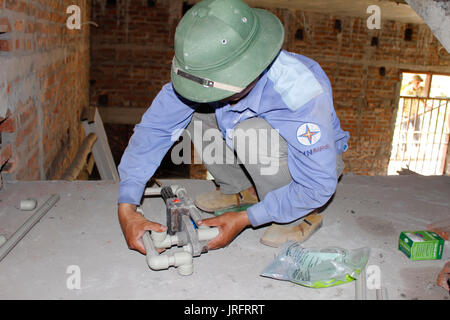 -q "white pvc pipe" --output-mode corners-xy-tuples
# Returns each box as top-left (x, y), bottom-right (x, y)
(19, 199), (37, 211)
(355, 267), (367, 300)
(376, 287), (389, 300)
(0, 235), (6, 247)
(151, 230), (179, 249)
(0, 194), (60, 262)
(142, 230), (194, 275)
(138, 189), (215, 276)
(173, 252), (194, 276)
(197, 227), (219, 242)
